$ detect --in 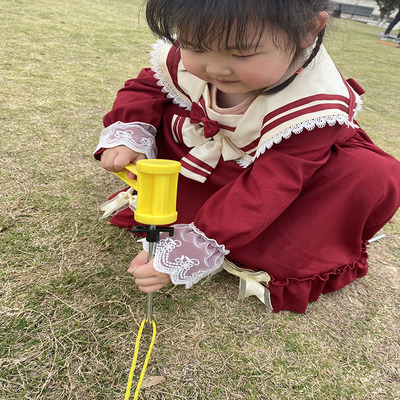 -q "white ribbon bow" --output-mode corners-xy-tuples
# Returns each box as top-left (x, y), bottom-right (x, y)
(99, 187), (137, 219)
(222, 260), (272, 308)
